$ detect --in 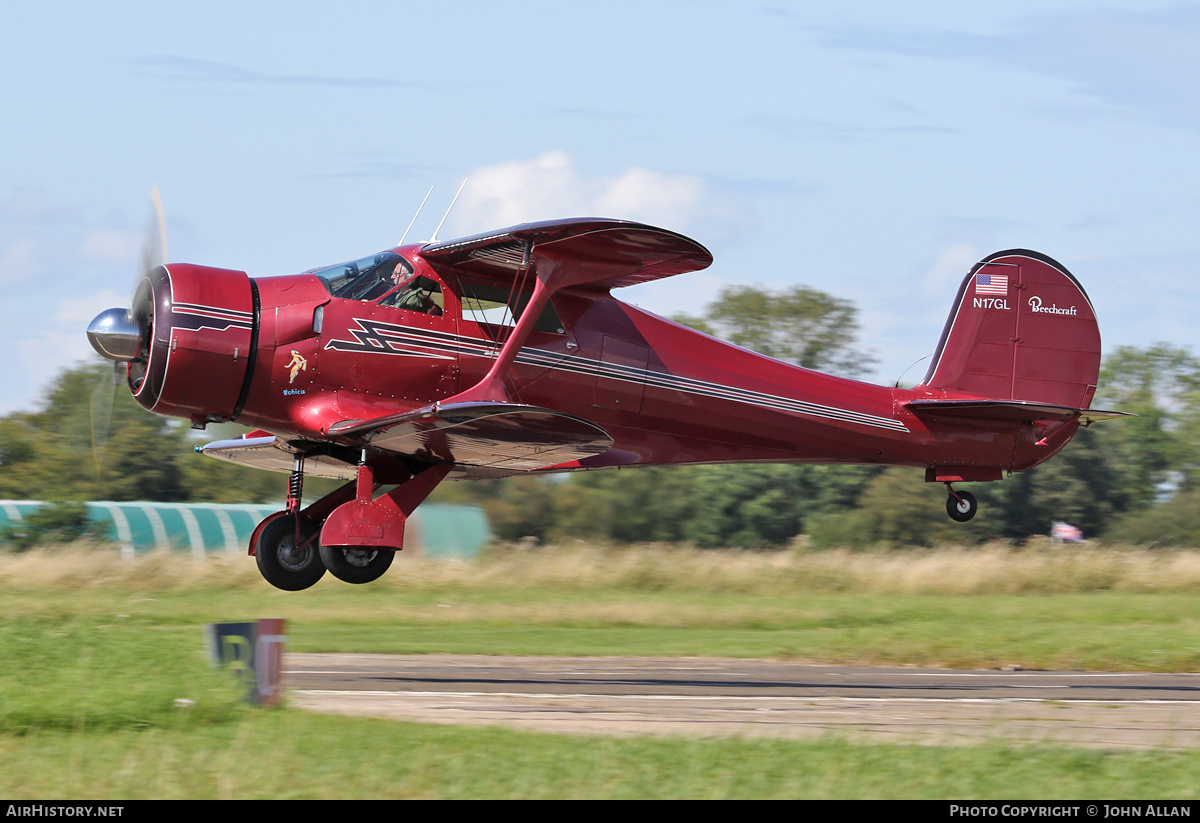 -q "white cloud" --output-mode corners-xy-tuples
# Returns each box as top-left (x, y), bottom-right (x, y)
(593, 167), (708, 228)
(449, 151), (744, 240)
(438, 151), (758, 327)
